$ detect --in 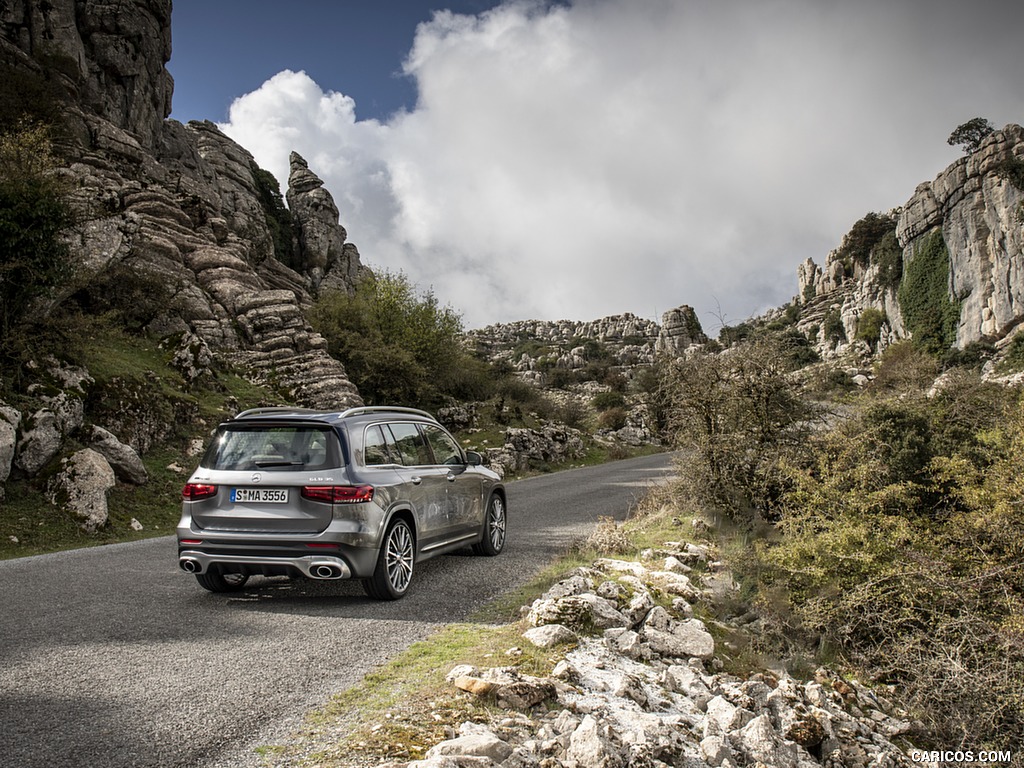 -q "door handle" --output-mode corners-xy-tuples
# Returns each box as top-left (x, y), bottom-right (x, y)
(446, 473), (457, 482)
(411, 476), (422, 485)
